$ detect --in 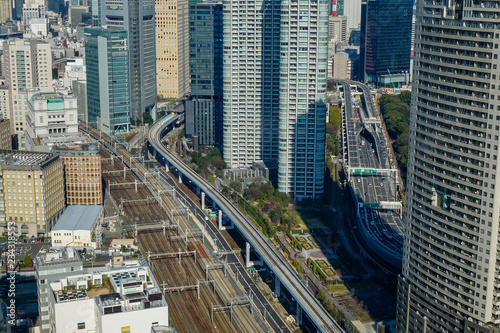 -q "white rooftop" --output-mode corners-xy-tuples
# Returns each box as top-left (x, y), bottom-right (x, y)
(52, 205), (102, 231)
